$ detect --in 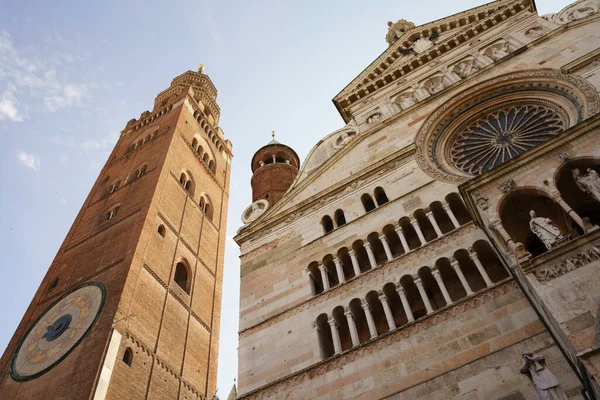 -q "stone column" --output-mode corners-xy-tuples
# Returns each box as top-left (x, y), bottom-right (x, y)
(344, 307), (360, 347)
(442, 201), (460, 228)
(414, 277), (434, 314)
(361, 300), (378, 339)
(318, 264), (330, 291)
(364, 243), (378, 269)
(333, 257), (346, 284)
(328, 317), (342, 354)
(410, 217), (427, 245)
(378, 291), (397, 330)
(432, 268), (453, 305)
(396, 284), (415, 322)
(450, 257), (473, 295)
(348, 249), (362, 277)
(552, 192), (593, 232)
(394, 222), (410, 253)
(468, 247), (492, 287)
(426, 209), (443, 237)
(379, 234), (394, 261)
